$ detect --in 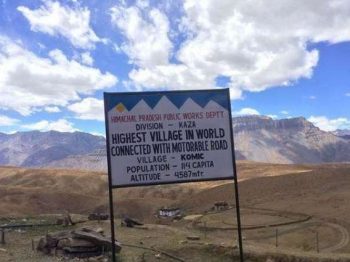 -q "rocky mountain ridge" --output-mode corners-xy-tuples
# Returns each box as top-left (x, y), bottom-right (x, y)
(232, 116), (350, 164)
(0, 116), (349, 170)
(0, 131), (105, 167)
